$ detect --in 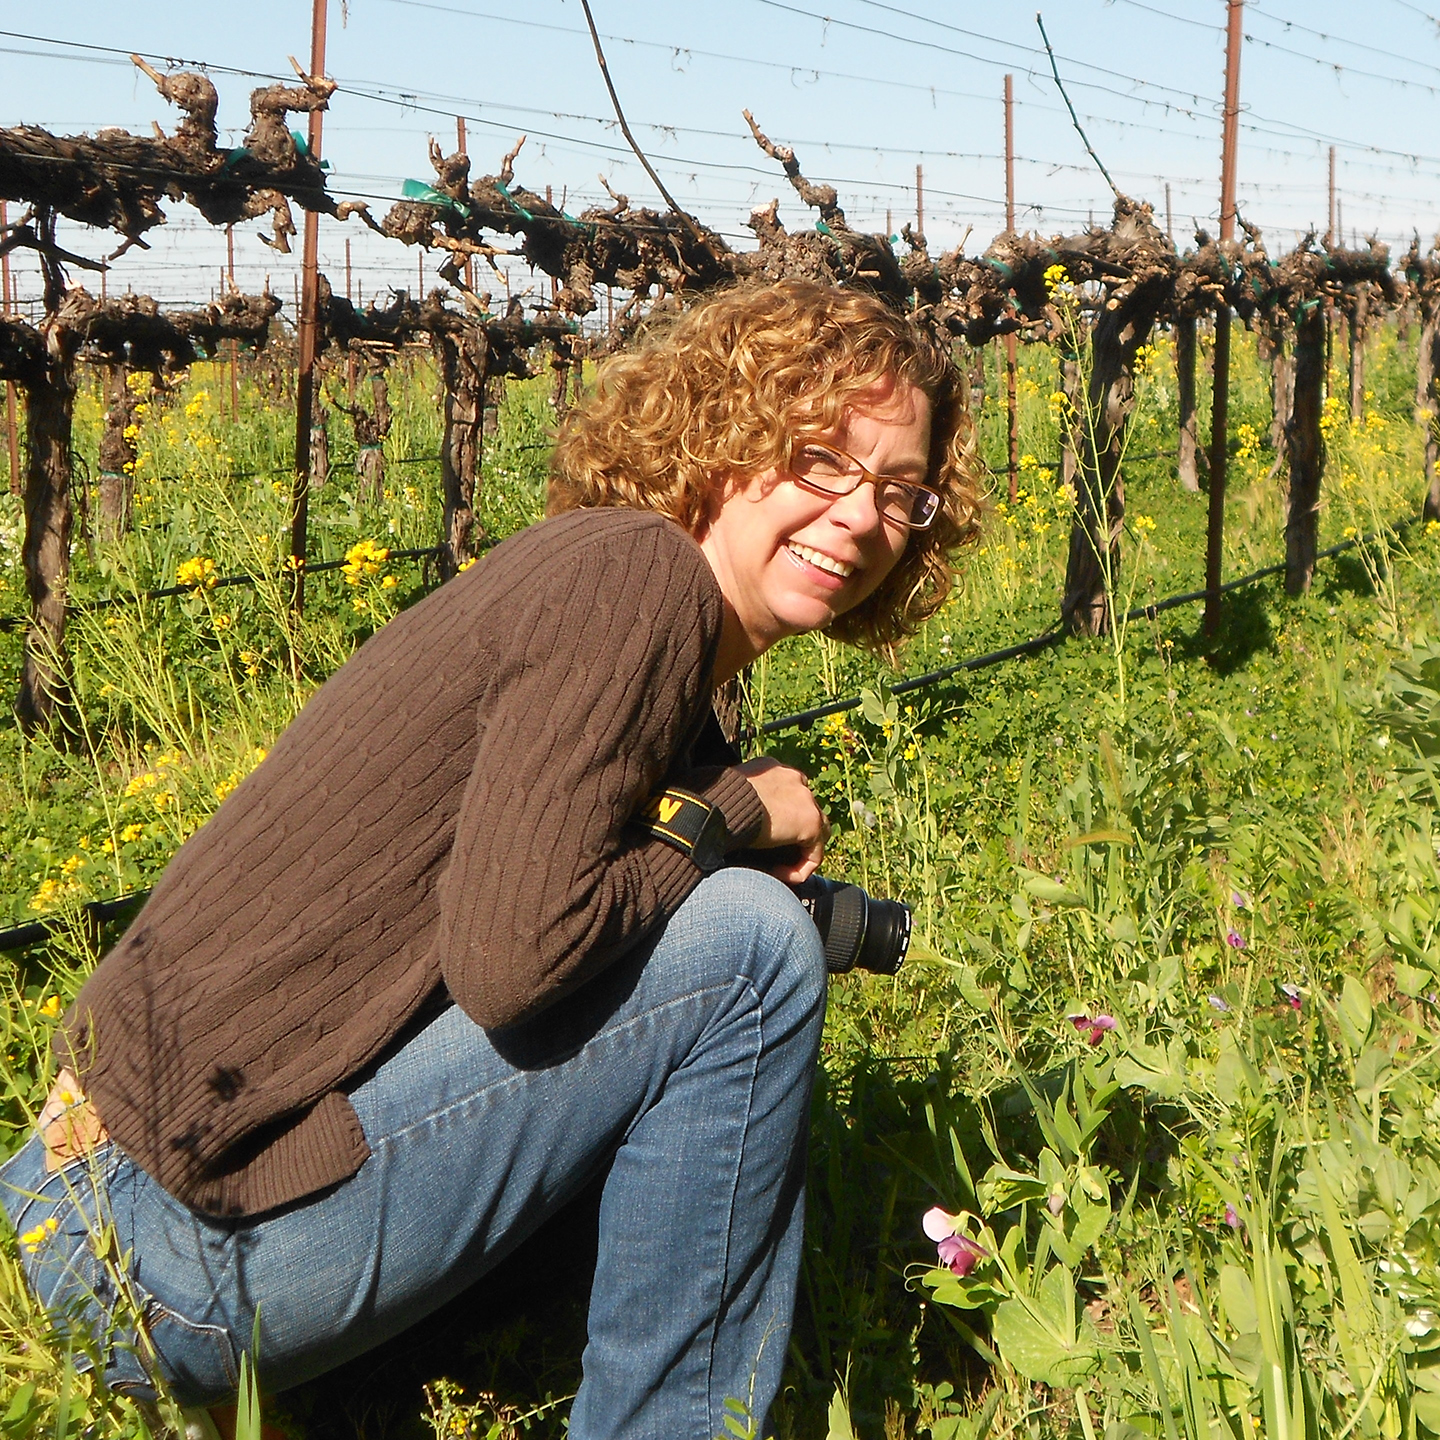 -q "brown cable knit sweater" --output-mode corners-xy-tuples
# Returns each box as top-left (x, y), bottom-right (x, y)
(59, 509), (765, 1217)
